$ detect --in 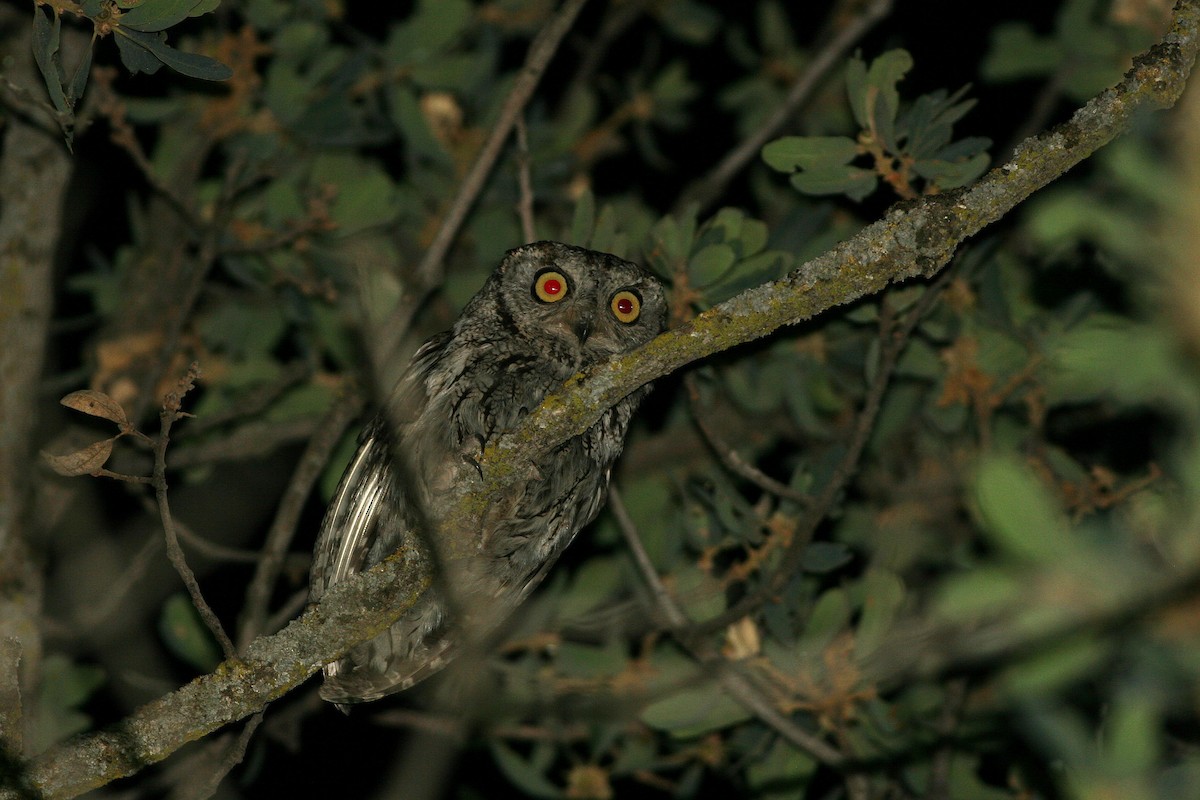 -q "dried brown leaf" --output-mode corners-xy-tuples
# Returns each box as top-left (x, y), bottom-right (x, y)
(41, 437), (115, 476)
(60, 389), (129, 425)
